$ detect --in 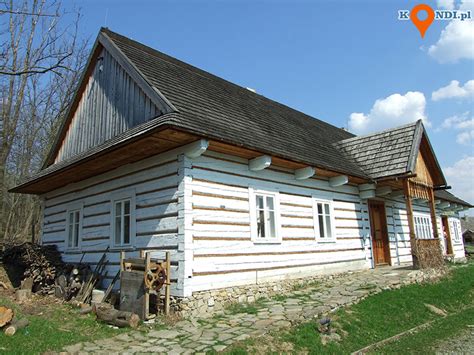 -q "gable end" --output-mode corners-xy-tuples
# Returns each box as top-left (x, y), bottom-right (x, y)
(45, 30), (175, 166)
